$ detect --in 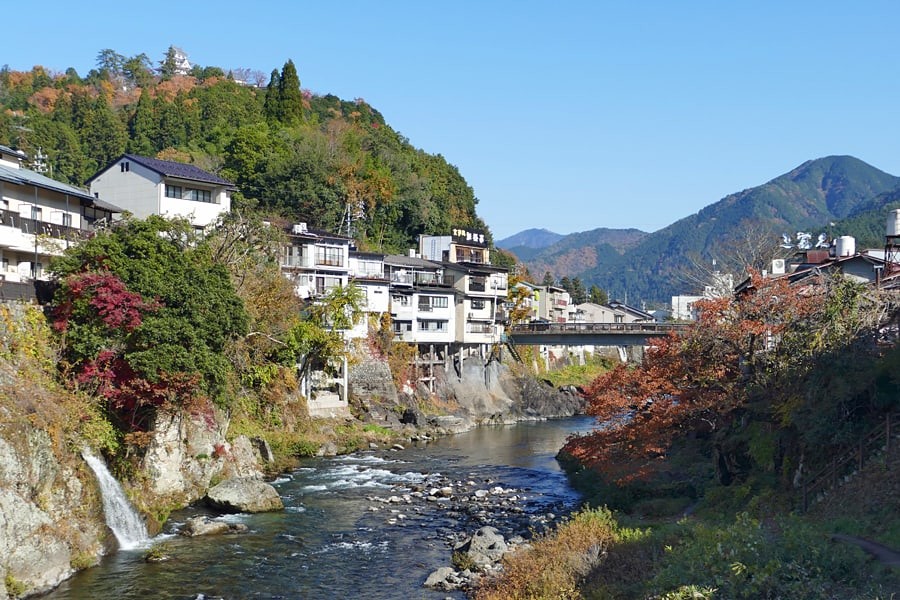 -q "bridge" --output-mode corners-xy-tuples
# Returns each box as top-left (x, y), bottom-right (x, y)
(505, 321), (688, 346)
